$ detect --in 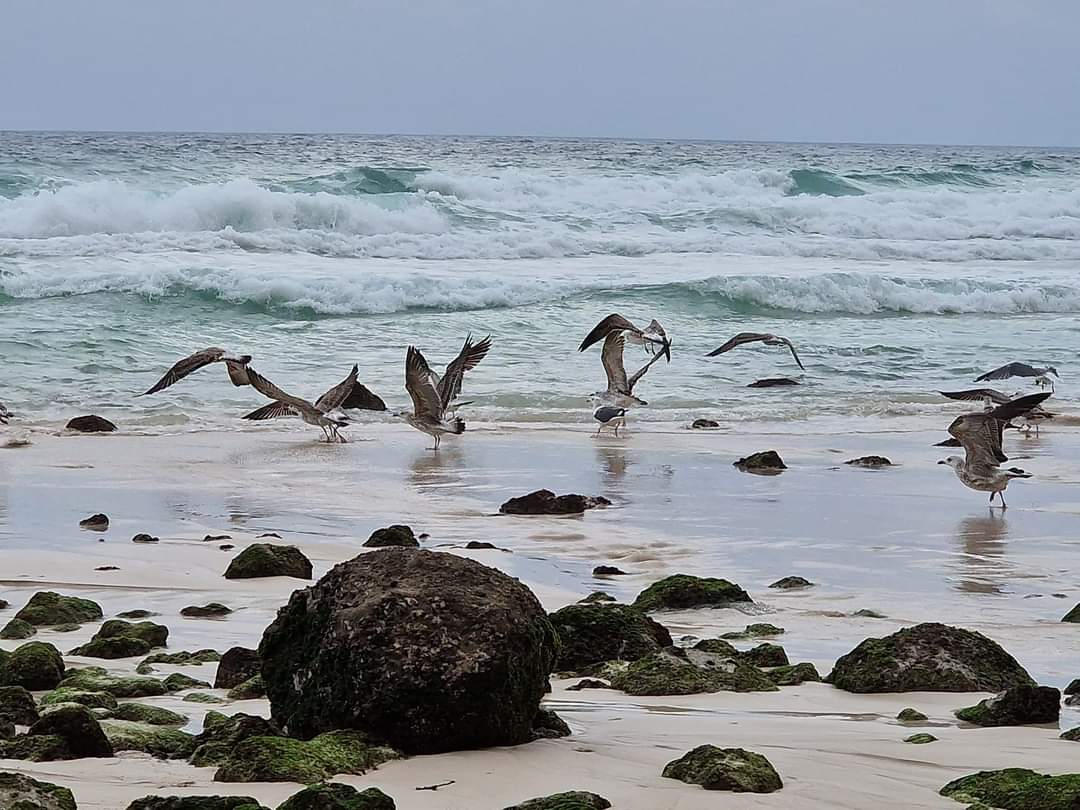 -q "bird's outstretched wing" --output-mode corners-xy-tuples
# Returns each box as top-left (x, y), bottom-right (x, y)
(579, 314), (642, 352)
(642, 319), (672, 362)
(778, 337), (805, 370)
(940, 388), (1011, 405)
(947, 392), (1051, 472)
(242, 402), (299, 421)
(601, 333), (629, 394)
(245, 367), (315, 413)
(340, 382), (386, 412)
(139, 347), (229, 396)
(975, 362), (1036, 382)
(406, 347), (444, 420)
(314, 365), (360, 413)
(705, 333), (772, 357)
(438, 334), (491, 407)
